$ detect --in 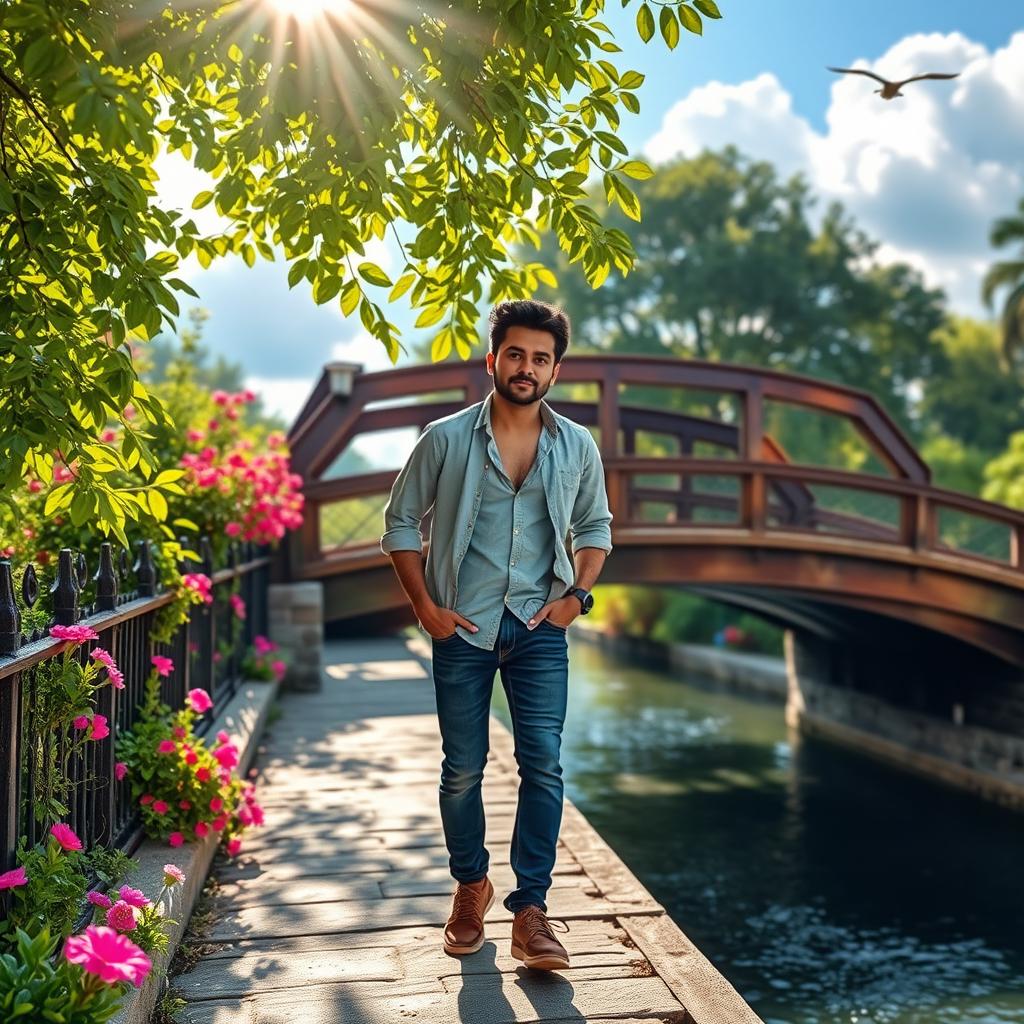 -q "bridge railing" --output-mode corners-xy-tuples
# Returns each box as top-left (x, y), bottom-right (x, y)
(0, 541), (270, 874)
(286, 356), (1024, 581)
